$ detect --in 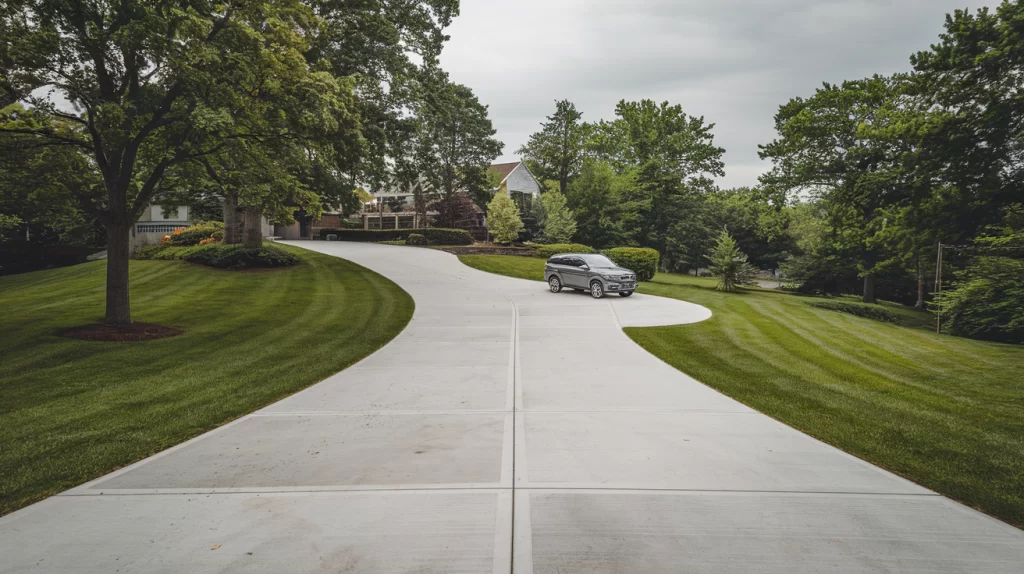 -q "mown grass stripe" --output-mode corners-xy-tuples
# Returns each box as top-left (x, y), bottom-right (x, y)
(0, 245), (413, 516)
(458, 253), (1024, 528)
